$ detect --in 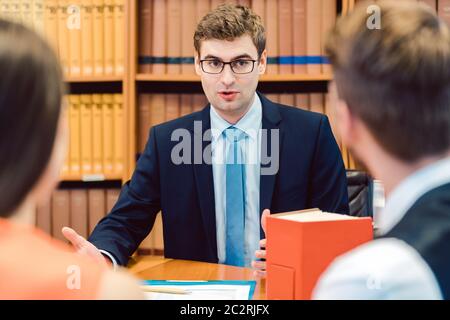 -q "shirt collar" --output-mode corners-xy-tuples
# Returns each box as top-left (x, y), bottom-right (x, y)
(377, 156), (450, 235)
(210, 93), (262, 142)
